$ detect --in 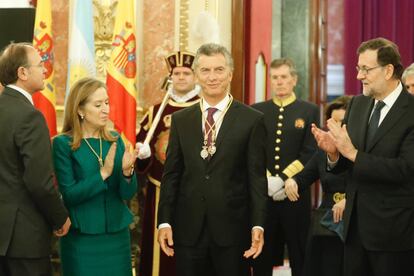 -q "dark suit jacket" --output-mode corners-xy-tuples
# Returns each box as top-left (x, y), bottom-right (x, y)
(0, 87), (68, 258)
(334, 89), (414, 251)
(158, 100), (267, 247)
